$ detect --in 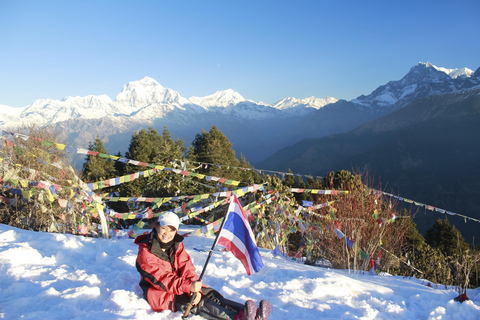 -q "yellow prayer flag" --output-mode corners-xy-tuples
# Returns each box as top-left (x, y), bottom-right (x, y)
(20, 180), (29, 188)
(137, 221), (145, 228)
(54, 143), (66, 150)
(353, 244), (361, 254)
(22, 190), (32, 198)
(46, 190), (54, 202)
(143, 170), (150, 177)
(128, 214), (136, 219)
